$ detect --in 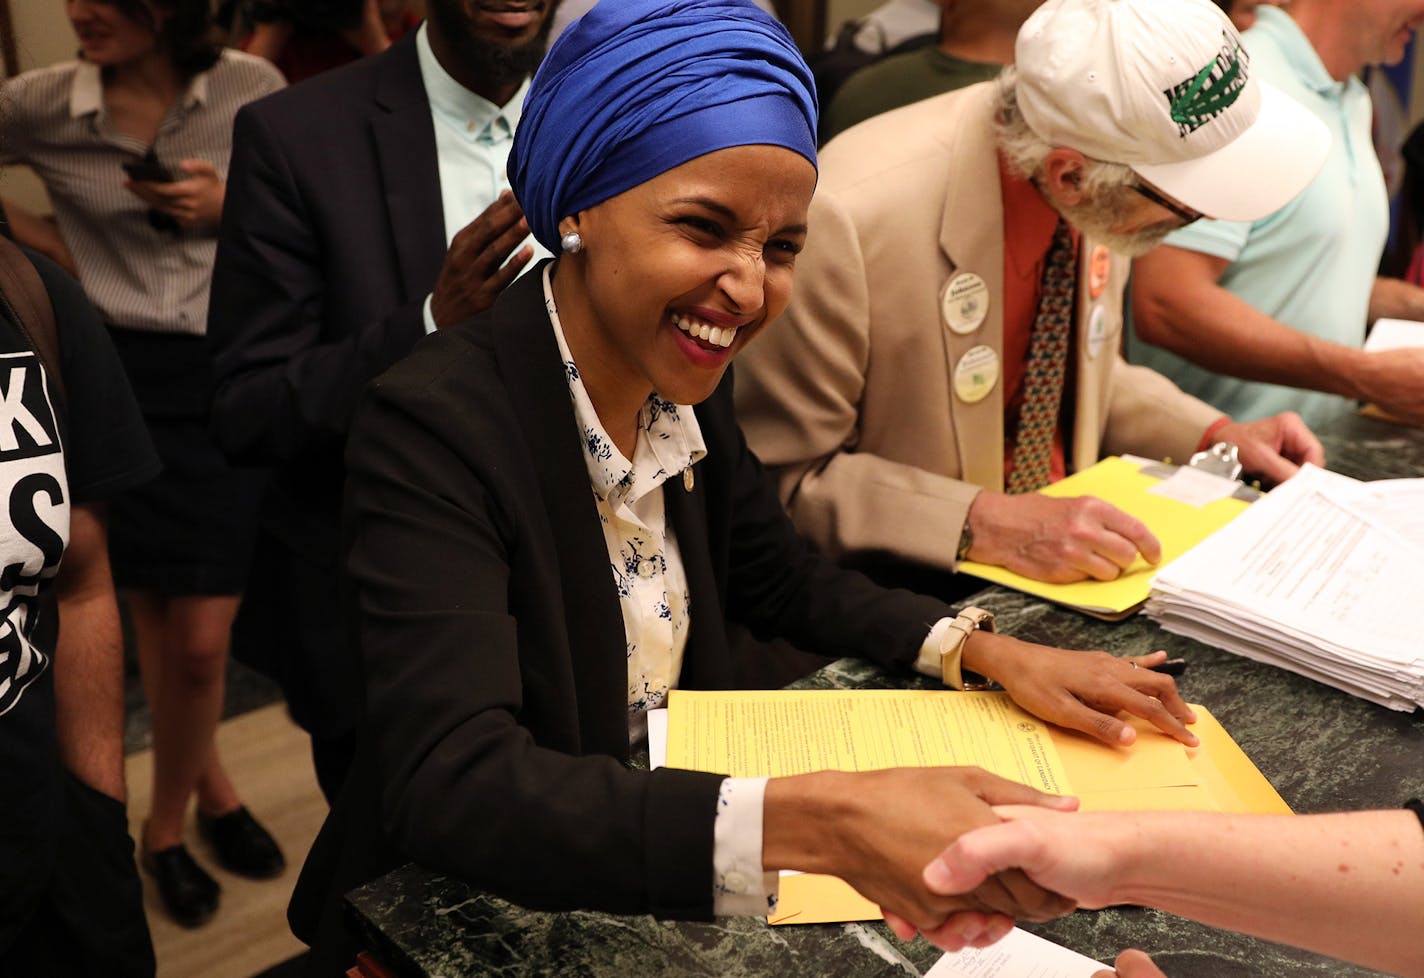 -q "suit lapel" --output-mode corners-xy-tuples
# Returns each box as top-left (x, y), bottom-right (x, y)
(372, 34), (447, 303)
(937, 85), (1008, 492)
(492, 267), (631, 758)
